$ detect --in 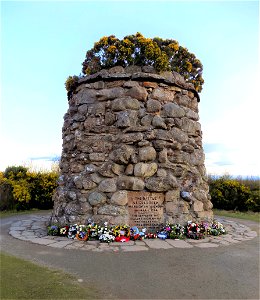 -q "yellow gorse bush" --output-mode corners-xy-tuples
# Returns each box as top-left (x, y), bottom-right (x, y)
(209, 176), (256, 211)
(0, 166), (59, 211)
(12, 180), (31, 203)
(71, 32), (205, 93)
